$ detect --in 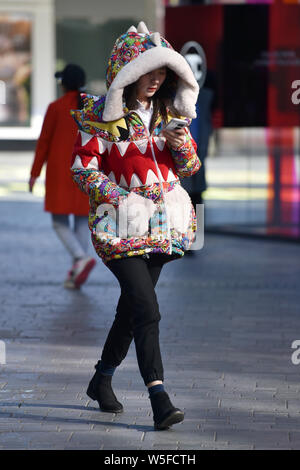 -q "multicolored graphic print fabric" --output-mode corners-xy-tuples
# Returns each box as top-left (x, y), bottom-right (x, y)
(70, 22), (200, 264)
(106, 31), (173, 90)
(71, 94), (127, 142)
(71, 95), (200, 264)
